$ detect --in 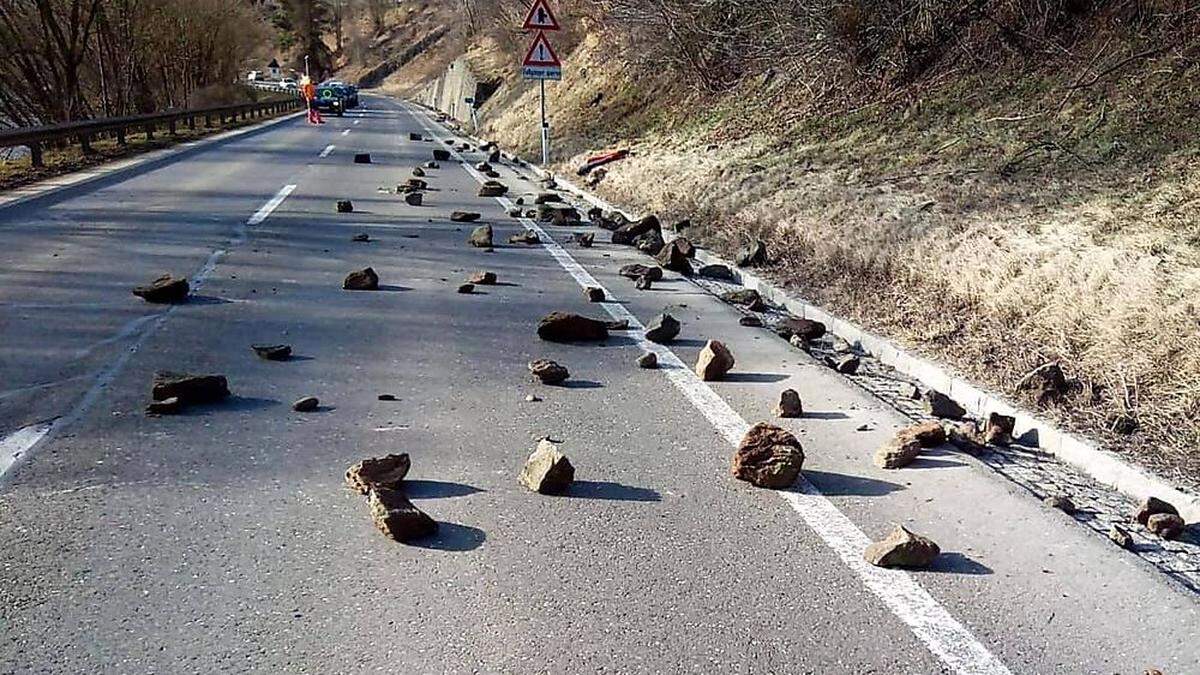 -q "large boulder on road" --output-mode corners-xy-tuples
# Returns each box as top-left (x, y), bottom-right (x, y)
(537, 312), (610, 342)
(732, 423), (805, 488)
